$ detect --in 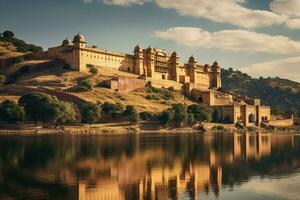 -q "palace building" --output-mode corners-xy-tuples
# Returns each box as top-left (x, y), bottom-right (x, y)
(38, 33), (271, 127)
